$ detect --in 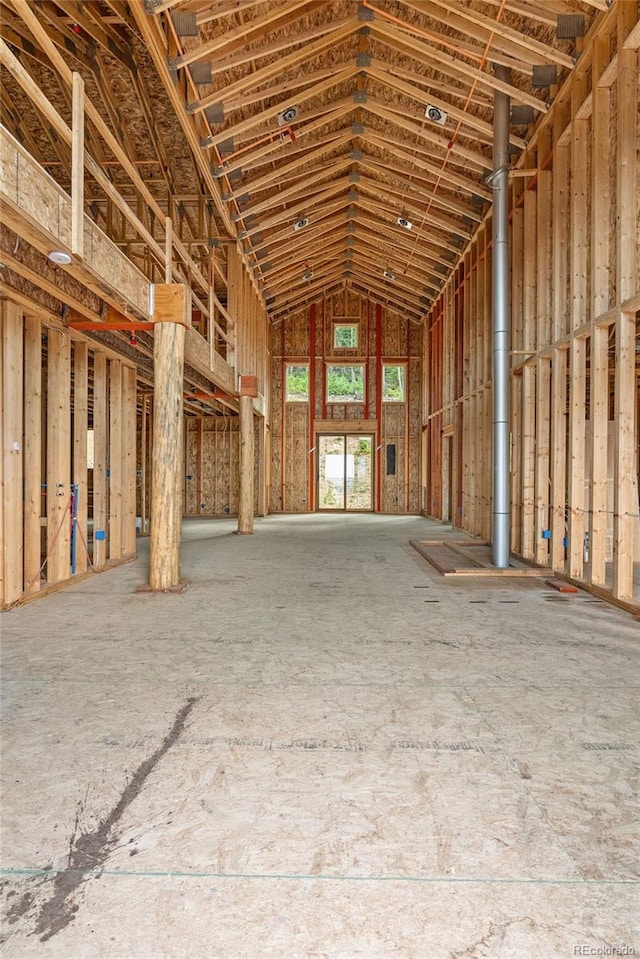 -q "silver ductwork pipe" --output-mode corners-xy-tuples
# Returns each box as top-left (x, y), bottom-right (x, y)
(491, 67), (511, 568)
